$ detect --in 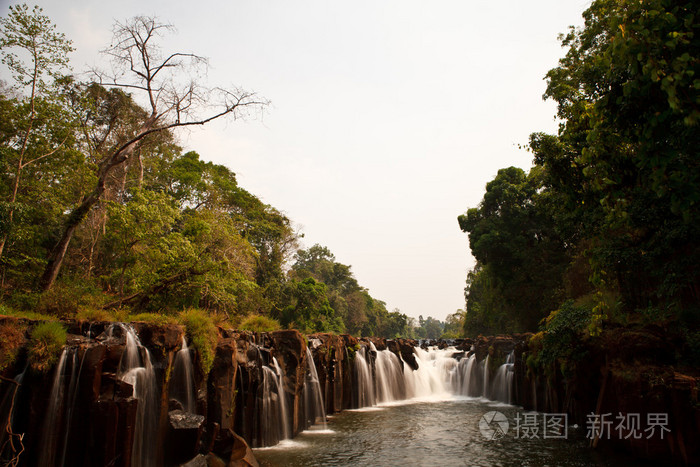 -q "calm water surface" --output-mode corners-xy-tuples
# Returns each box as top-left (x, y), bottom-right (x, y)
(254, 398), (642, 467)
